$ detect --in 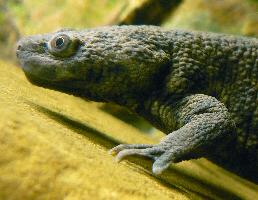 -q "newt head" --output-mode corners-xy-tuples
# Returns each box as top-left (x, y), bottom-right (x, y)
(16, 26), (170, 104)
